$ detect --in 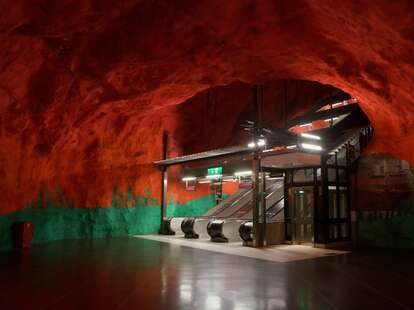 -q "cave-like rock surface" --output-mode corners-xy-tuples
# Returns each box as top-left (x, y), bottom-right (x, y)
(1, 0), (414, 213)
